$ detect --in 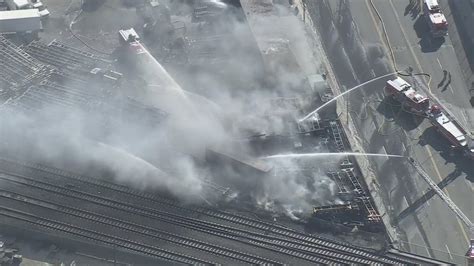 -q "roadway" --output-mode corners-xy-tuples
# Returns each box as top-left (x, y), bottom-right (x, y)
(306, 0), (472, 263)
